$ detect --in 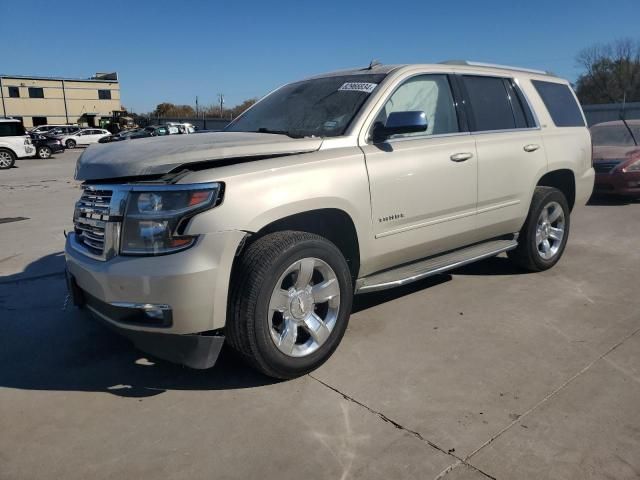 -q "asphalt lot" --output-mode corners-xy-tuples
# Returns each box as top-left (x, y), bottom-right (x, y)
(1, 149), (639, 479)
